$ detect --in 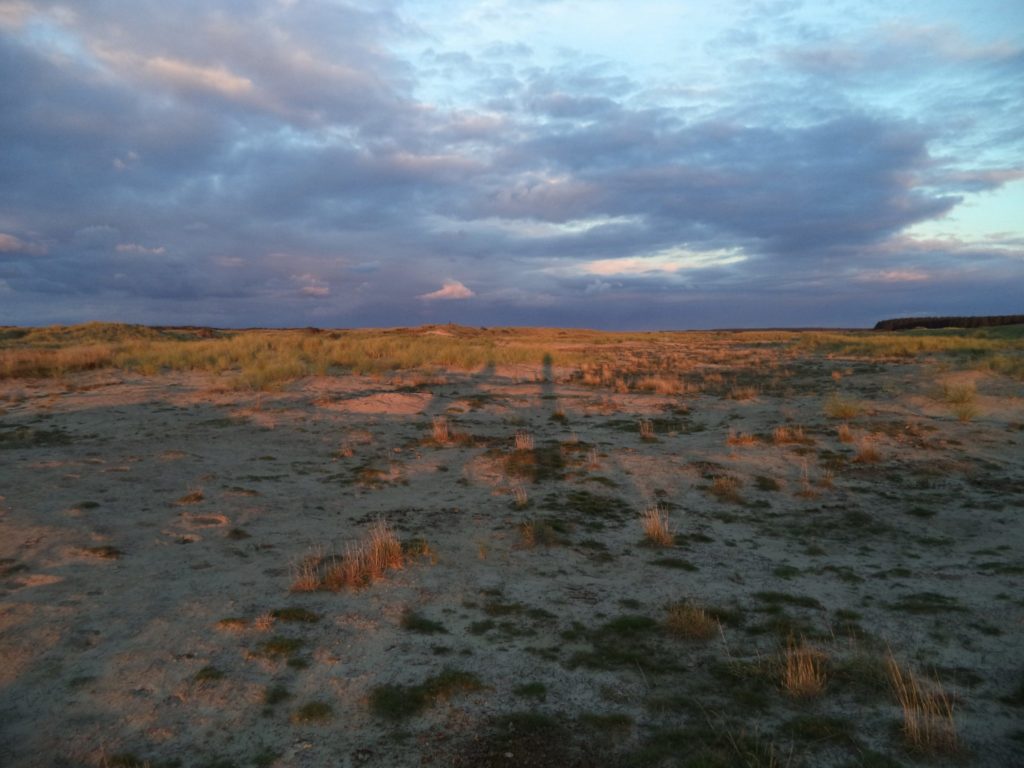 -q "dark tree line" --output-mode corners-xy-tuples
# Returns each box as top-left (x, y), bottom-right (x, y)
(873, 315), (1024, 331)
